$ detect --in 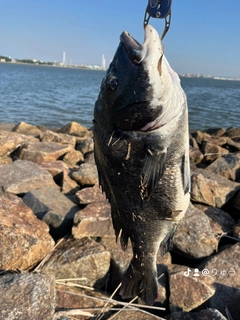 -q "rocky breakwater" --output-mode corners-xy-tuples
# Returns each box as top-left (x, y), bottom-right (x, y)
(0, 121), (240, 320)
